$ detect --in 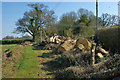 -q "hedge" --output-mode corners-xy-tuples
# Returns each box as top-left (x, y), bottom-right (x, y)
(96, 26), (120, 53)
(0, 39), (32, 44)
